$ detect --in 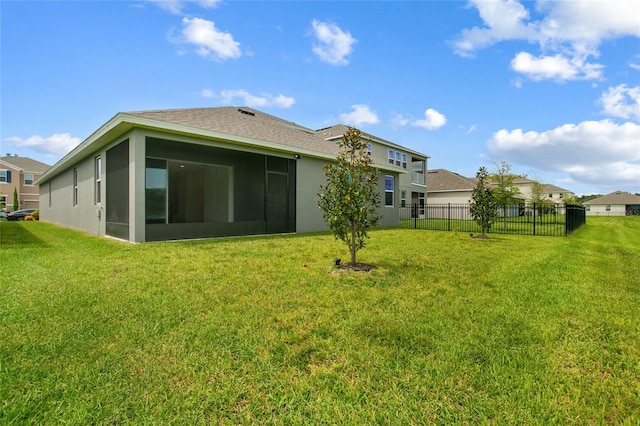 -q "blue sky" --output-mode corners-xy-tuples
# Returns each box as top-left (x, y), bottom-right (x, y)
(2, 0), (639, 196)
